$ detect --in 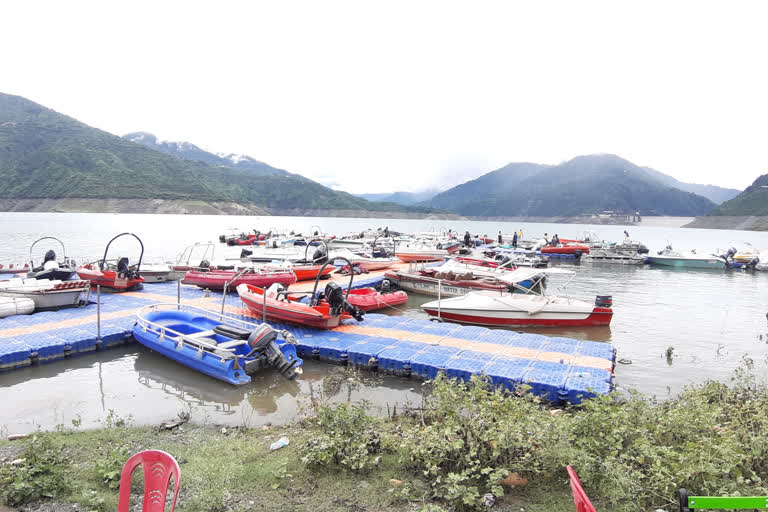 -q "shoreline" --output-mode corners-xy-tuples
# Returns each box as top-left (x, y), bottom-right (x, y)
(684, 215), (768, 231)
